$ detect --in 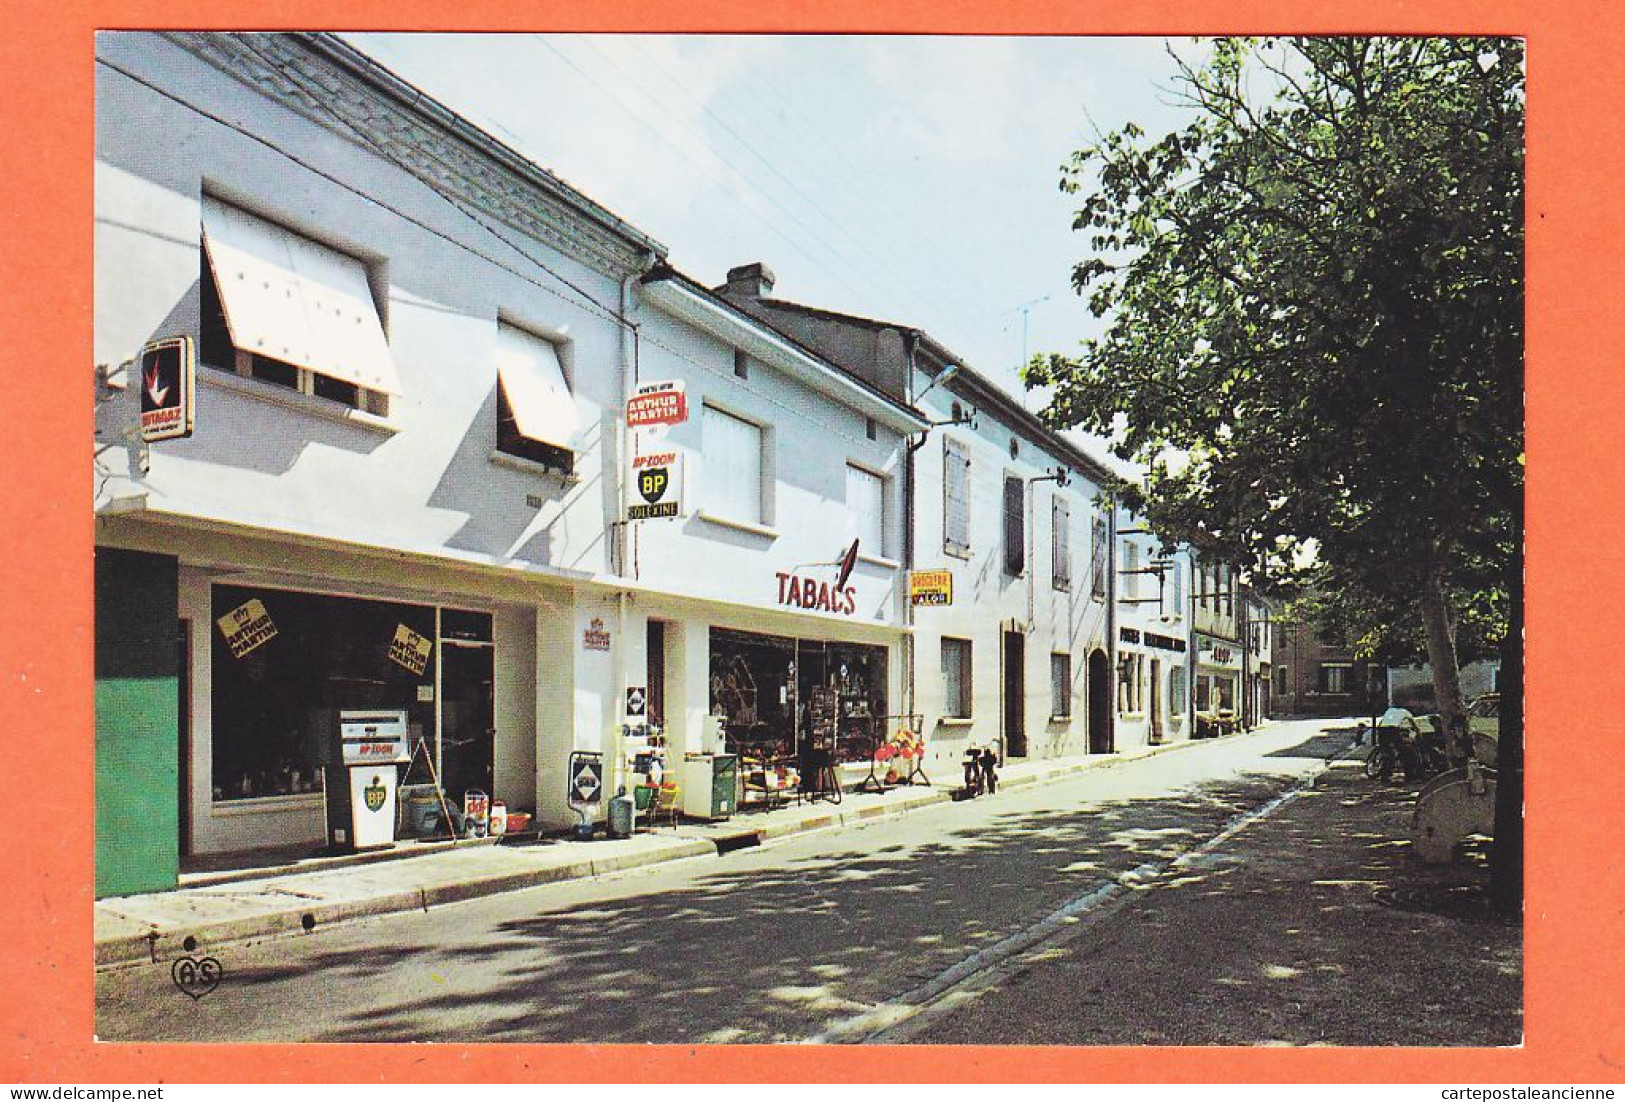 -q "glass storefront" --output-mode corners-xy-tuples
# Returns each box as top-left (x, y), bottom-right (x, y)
(708, 627), (888, 766)
(209, 585), (493, 803)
